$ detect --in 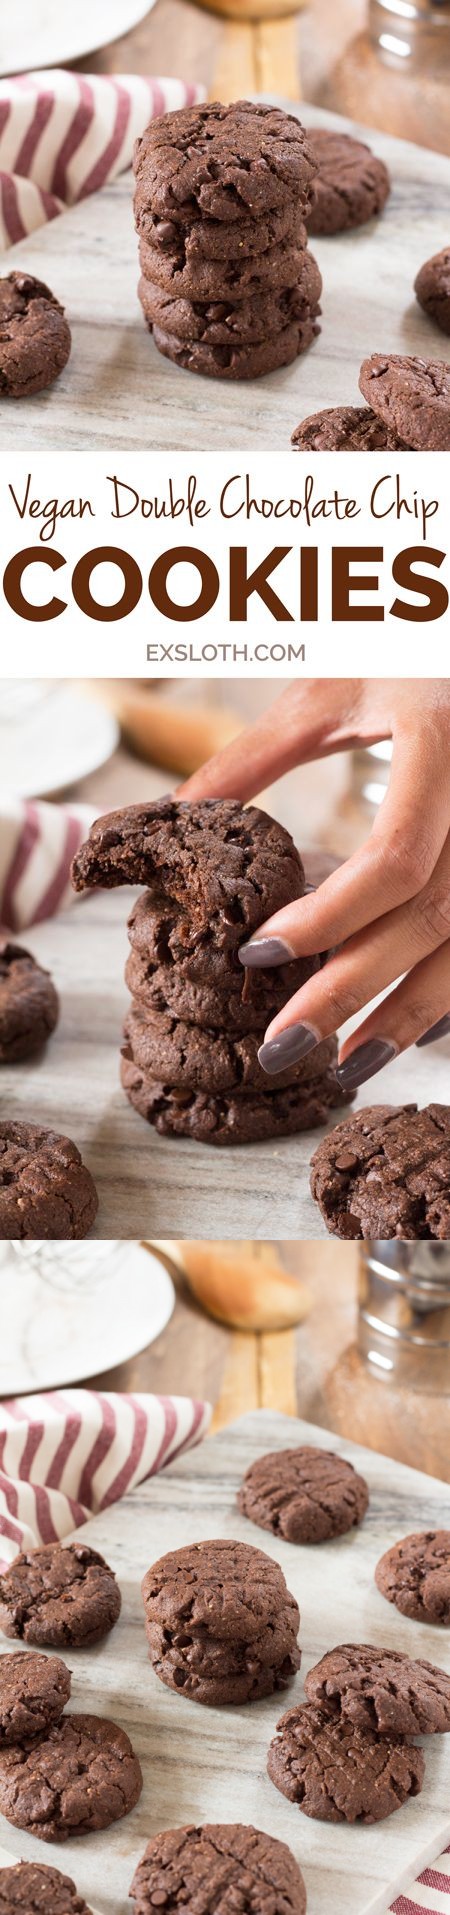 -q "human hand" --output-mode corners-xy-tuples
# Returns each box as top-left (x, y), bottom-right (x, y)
(179, 679), (450, 1091)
